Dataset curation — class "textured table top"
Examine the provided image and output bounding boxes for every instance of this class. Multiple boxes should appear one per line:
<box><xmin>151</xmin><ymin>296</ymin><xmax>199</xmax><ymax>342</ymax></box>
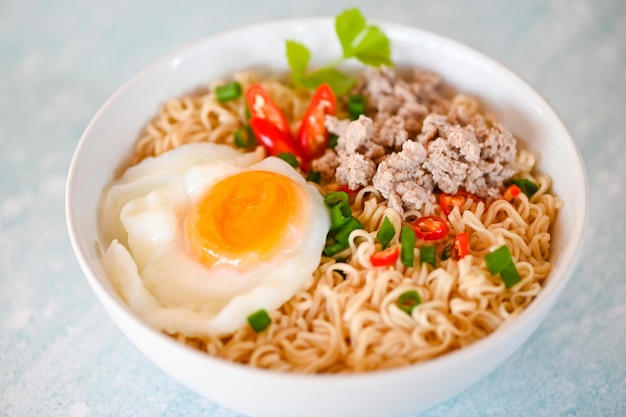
<box><xmin>1</xmin><ymin>1</ymin><xmax>625</xmax><ymax>416</ymax></box>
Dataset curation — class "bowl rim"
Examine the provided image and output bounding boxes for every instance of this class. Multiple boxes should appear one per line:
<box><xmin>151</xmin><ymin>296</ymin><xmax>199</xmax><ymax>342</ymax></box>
<box><xmin>65</xmin><ymin>16</ymin><xmax>589</xmax><ymax>385</ymax></box>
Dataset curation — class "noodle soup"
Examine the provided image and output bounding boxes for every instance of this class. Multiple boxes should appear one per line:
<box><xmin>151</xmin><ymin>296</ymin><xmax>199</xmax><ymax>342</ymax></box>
<box><xmin>98</xmin><ymin>66</ymin><xmax>561</xmax><ymax>373</ymax></box>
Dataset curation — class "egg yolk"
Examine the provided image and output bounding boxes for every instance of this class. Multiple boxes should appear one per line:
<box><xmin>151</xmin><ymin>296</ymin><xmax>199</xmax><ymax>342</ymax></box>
<box><xmin>185</xmin><ymin>170</ymin><xmax>305</xmax><ymax>268</ymax></box>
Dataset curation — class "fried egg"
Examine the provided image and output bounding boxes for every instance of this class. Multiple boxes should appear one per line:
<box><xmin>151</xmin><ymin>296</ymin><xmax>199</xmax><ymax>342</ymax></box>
<box><xmin>99</xmin><ymin>142</ymin><xmax>330</xmax><ymax>337</ymax></box>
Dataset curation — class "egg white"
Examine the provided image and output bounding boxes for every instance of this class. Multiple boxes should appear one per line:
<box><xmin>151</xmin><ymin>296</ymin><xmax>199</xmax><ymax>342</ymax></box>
<box><xmin>99</xmin><ymin>142</ymin><xmax>330</xmax><ymax>337</ymax></box>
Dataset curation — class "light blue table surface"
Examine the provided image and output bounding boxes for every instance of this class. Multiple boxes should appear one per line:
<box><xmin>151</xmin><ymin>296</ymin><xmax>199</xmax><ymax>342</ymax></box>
<box><xmin>1</xmin><ymin>0</ymin><xmax>624</xmax><ymax>416</ymax></box>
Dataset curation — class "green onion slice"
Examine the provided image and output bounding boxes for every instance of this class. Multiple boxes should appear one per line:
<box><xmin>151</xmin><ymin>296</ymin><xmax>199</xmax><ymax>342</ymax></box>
<box><xmin>234</xmin><ymin>125</ymin><xmax>256</xmax><ymax>148</ymax></box>
<box><xmin>440</xmin><ymin>243</ymin><xmax>453</xmax><ymax>261</ymax></box>
<box><xmin>510</xmin><ymin>178</ymin><xmax>539</xmax><ymax>198</ymax></box>
<box><xmin>400</xmin><ymin>225</ymin><xmax>416</xmax><ymax>267</ymax></box>
<box><xmin>348</xmin><ymin>94</ymin><xmax>366</xmax><ymax>120</ymax></box>
<box><xmin>277</xmin><ymin>152</ymin><xmax>299</xmax><ymax>168</ymax></box>
<box><xmin>335</xmin><ymin>216</ymin><xmax>364</xmax><ymax>244</ymax></box>
<box><xmin>397</xmin><ymin>290</ymin><xmax>421</xmax><ymax>315</ymax></box>
<box><xmin>485</xmin><ymin>245</ymin><xmax>522</xmax><ymax>288</ymax></box>
<box><xmin>377</xmin><ymin>217</ymin><xmax>395</xmax><ymax>249</ymax></box>
<box><xmin>324</xmin><ymin>191</ymin><xmax>349</xmax><ymax>208</ymax></box>
<box><xmin>501</xmin><ymin>263</ymin><xmax>522</xmax><ymax>288</ymax></box>
<box><xmin>324</xmin><ymin>240</ymin><xmax>349</xmax><ymax>257</ymax></box>
<box><xmin>306</xmin><ymin>170</ymin><xmax>321</xmax><ymax>184</ymax></box>
<box><xmin>420</xmin><ymin>245</ymin><xmax>436</xmax><ymax>267</ymax></box>
<box><xmin>485</xmin><ymin>245</ymin><xmax>514</xmax><ymax>274</ymax></box>
<box><xmin>215</xmin><ymin>81</ymin><xmax>242</xmax><ymax>102</ymax></box>
<box><xmin>247</xmin><ymin>309</ymin><xmax>272</xmax><ymax>333</ymax></box>
<box><xmin>328</xmin><ymin>133</ymin><xmax>339</xmax><ymax>148</ymax></box>
<box><xmin>330</xmin><ymin>202</ymin><xmax>352</xmax><ymax>231</ymax></box>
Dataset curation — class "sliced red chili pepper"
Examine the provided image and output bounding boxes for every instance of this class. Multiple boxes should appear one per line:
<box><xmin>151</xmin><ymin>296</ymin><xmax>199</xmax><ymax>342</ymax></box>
<box><xmin>249</xmin><ymin>117</ymin><xmax>308</xmax><ymax>171</ymax></box>
<box><xmin>439</xmin><ymin>190</ymin><xmax>481</xmax><ymax>216</ymax></box>
<box><xmin>297</xmin><ymin>83</ymin><xmax>336</xmax><ymax>160</ymax></box>
<box><xmin>439</xmin><ymin>193</ymin><xmax>466</xmax><ymax>216</ymax></box>
<box><xmin>370</xmin><ymin>247</ymin><xmax>399</xmax><ymax>267</ymax></box>
<box><xmin>453</xmin><ymin>232</ymin><xmax>470</xmax><ymax>259</ymax></box>
<box><xmin>245</xmin><ymin>84</ymin><xmax>292</xmax><ymax>140</ymax></box>
<box><xmin>413</xmin><ymin>216</ymin><xmax>449</xmax><ymax>241</ymax></box>
<box><xmin>502</xmin><ymin>184</ymin><xmax>522</xmax><ymax>201</ymax></box>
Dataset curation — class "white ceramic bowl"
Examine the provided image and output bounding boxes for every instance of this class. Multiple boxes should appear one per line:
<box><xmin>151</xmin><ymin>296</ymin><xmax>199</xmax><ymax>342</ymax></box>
<box><xmin>66</xmin><ymin>17</ymin><xmax>587</xmax><ymax>417</ymax></box>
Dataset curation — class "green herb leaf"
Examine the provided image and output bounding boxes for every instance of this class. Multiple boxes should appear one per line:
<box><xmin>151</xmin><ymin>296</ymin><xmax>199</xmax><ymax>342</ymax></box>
<box><xmin>284</xmin><ymin>8</ymin><xmax>393</xmax><ymax>92</ymax></box>
<box><xmin>285</xmin><ymin>40</ymin><xmax>311</xmax><ymax>80</ymax></box>
<box><xmin>335</xmin><ymin>8</ymin><xmax>367</xmax><ymax>58</ymax></box>
<box><xmin>335</xmin><ymin>8</ymin><xmax>392</xmax><ymax>67</ymax></box>
<box><xmin>352</xmin><ymin>26</ymin><xmax>392</xmax><ymax>67</ymax></box>
<box><xmin>300</xmin><ymin>67</ymin><xmax>356</xmax><ymax>95</ymax></box>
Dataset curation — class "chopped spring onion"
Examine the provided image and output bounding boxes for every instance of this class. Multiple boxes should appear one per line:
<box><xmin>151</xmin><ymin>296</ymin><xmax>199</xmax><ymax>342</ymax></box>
<box><xmin>234</xmin><ymin>125</ymin><xmax>256</xmax><ymax>148</ymax></box>
<box><xmin>306</xmin><ymin>170</ymin><xmax>321</xmax><ymax>184</ymax></box>
<box><xmin>485</xmin><ymin>245</ymin><xmax>513</xmax><ymax>274</ymax></box>
<box><xmin>324</xmin><ymin>240</ymin><xmax>349</xmax><ymax>257</ymax></box>
<box><xmin>510</xmin><ymin>178</ymin><xmax>539</xmax><ymax>197</ymax></box>
<box><xmin>348</xmin><ymin>94</ymin><xmax>366</xmax><ymax>120</ymax></box>
<box><xmin>247</xmin><ymin>309</ymin><xmax>272</xmax><ymax>333</ymax></box>
<box><xmin>215</xmin><ymin>81</ymin><xmax>242</xmax><ymax>102</ymax></box>
<box><xmin>377</xmin><ymin>217</ymin><xmax>395</xmax><ymax>249</ymax></box>
<box><xmin>324</xmin><ymin>191</ymin><xmax>349</xmax><ymax>208</ymax></box>
<box><xmin>328</xmin><ymin>133</ymin><xmax>339</xmax><ymax>148</ymax></box>
<box><xmin>420</xmin><ymin>245</ymin><xmax>436</xmax><ymax>267</ymax></box>
<box><xmin>485</xmin><ymin>245</ymin><xmax>521</xmax><ymax>289</ymax></box>
<box><xmin>501</xmin><ymin>263</ymin><xmax>522</xmax><ymax>289</ymax></box>
<box><xmin>330</xmin><ymin>201</ymin><xmax>352</xmax><ymax>231</ymax></box>
<box><xmin>400</xmin><ymin>225</ymin><xmax>416</xmax><ymax>267</ymax></box>
<box><xmin>334</xmin><ymin>216</ymin><xmax>364</xmax><ymax>244</ymax></box>
<box><xmin>440</xmin><ymin>243</ymin><xmax>453</xmax><ymax>261</ymax></box>
<box><xmin>397</xmin><ymin>290</ymin><xmax>421</xmax><ymax>315</ymax></box>
<box><xmin>278</xmin><ymin>152</ymin><xmax>299</xmax><ymax>168</ymax></box>
<box><xmin>323</xmin><ymin>191</ymin><xmax>361</xmax><ymax>256</ymax></box>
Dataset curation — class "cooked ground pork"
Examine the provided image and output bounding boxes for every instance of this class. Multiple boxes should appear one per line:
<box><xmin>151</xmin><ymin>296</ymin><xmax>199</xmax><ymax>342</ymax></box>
<box><xmin>313</xmin><ymin>67</ymin><xmax>518</xmax><ymax>214</ymax></box>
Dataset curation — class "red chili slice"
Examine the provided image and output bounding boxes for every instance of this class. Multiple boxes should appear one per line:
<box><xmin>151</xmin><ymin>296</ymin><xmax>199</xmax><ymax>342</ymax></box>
<box><xmin>502</xmin><ymin>184</ymin><xmax>522</xmax><ymax>201</ymax></box>
<box><xmin>370</xmin><ymin>247</ymin><xmax>399</xmax><ymax>267</ymax></box>
<box><xmin>245</xmin><ymin>84</ymin><xmax>292</xmax><ymax>140</ymax></box>
<box><xmin>453</xmin><ymin>232</ymin><xmax>470</xmax><ymax>259</ymax></box>
<box><xmin>439</xmin><ymin>190</ymin><xmax>481</xmax><ymax>216</ymax></box>
<box><xmin>249</xmin><ymin>117</ymin><xmax>308</xmax><ymax>171</ymax></box>
<box><xmin>297</xmin><ymin>83</ymin><xmax>336</xmax><ymax>160</ymax></box>
<box><xmin>413</xmin><ymin>216</ymin><xmax>449</xmax><ymax>241</ymax></box>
